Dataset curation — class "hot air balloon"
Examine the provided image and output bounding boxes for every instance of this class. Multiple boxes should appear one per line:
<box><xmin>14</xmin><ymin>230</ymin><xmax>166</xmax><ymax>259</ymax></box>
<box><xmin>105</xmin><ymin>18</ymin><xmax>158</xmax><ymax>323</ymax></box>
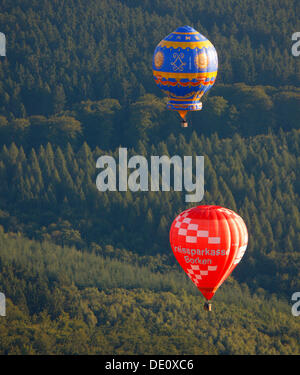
<box><xmin>169</xmin><ymin>205</ymin><xmax>248</xmax><ymax>311</ymax></box>
<box><xmin>152</xmin><ymin>26</ymin><xmax>218</xmax><ymax>127</ymax></box>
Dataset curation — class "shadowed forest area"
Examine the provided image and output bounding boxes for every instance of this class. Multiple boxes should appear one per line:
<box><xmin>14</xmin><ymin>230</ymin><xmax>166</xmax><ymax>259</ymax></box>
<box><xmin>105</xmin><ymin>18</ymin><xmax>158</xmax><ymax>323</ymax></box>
<box><xmin>0</xmin><ymin>0</ymin><xmax>299</xmax><ymax>354</ymax></box>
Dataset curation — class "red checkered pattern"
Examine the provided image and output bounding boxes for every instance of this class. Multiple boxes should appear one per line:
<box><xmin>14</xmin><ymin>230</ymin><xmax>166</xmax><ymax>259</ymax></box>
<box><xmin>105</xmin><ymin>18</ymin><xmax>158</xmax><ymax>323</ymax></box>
<box><xmin>170</xmin><ymin>205</ymin><xmax>248</xmax><ymax>301</ymax></box>
<box><xmin>174</xmin><ymin>211</ymin><xmax>220</xmax><ymax>244</ymax></box>
<box><xmin>186</xmin><ymin>264</ymin><xmax>218</xmax><ymax>286</ymax></box>
<box><xmin>173</xmin><ymin>209</ymin><xmax>220</xmax><ymax>282</ymax></box>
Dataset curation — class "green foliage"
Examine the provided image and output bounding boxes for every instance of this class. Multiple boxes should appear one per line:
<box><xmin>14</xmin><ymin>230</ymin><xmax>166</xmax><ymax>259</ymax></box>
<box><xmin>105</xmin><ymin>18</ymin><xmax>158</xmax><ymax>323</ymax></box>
<box><xmin>0</xmin><ymin>129</ymin><xmax>299</xmax><ymax>296</ymax></box>
<box><xmin>0</xmin><ymin>231</ymin><xmax>300</xmax><ymax>355</ymax></box>
<box><xmin>0</xmin><ymin>0</ymin><xmax>299</xmax><ymax>355</ymax></box>
<box><xmin>0</xmin><ymin>0</ymin><xmax>299</xmax><ymax>120</ymax></box>
<box><xmin>0</xmin><ymin>85</ymin><xmax>299</xmax><ymax>149</ymax></box>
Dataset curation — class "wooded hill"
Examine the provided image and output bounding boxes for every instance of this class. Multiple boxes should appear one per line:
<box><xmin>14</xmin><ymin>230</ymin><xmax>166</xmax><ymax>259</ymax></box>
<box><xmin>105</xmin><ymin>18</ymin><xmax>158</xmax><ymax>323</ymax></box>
<box><xmin>0</xmin><ymin>0</ymin><xmax>299</xmax><ymax>119</ymax></box>
<box><xmin>0</xmin><ymin>230</ymin><xmax>300</xmax><ymax>354</ymax></box>
<box><xmin>0</xmin><ymin>129</ymin><xmax>299</xmax><ymax>298</ymax></box>
<box><xmin>0</xmin><ymin>0</ymin><xmax>299</xmax><ymax>355</ymax></box>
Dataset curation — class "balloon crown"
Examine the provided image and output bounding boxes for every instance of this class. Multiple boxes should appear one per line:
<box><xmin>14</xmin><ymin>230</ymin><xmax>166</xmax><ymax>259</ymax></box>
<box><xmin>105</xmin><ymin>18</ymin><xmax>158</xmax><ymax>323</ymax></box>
<box><xmin>174</xmin><ymin>25</ymin><xmax>197</xmax><ymax>33</ymax></box>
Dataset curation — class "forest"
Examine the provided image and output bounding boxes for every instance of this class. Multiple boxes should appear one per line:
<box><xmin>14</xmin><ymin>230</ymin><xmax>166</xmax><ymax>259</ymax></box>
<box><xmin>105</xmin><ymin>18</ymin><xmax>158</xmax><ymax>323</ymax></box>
<box><xmin>0</xmin><ymin>0</ymin><xmax>299</xmax><ymax>355</ymax></box>
<box><xmin>1</xmin><ymin>230</ymin><xmax>300</xmax><ymax>354</ymax></box>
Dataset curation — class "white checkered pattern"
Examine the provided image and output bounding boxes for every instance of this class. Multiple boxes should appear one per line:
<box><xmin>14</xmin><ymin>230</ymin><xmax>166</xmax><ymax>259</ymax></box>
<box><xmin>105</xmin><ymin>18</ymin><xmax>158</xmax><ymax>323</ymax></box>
<box><xmin>173</xmin><ymin>211</ymin><xmax>220</xmax><ymax>284</ymax></box>
<box><xmin>172</xmin><ymin>207</ymin><xmax>248</xmax><ymax>285</ymax></box>
<box><xmin>186</xmin><ymin>264</ymin><xmax>218</xmax><ymax>286</ymax></box>
<box><xmin>174</xmin><ymin>212</ymin><xmax>220</xmax><ymax>244</ymax></box>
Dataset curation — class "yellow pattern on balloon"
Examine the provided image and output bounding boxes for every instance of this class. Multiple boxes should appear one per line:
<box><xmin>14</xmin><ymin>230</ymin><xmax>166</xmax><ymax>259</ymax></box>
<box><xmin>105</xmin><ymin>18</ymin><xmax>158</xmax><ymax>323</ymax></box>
<box><xmin>195</xmin><ymin>52</ymin><xmax>208</xmax><ymax>70</ymax></box>
<box><xmin>154</xmin><ymin>51</ymin><xmax>164</xmax><ymax>68</ymax></box>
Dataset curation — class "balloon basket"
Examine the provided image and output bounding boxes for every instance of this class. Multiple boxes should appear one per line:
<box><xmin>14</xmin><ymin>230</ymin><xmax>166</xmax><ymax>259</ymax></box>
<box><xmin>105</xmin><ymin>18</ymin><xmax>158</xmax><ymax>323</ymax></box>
<box><xmin>181</xmin><ymin>120</ymin><xmax>188</xmax><ymax>128</ymax></box>
<box><xmin>204</xmin><ymin>301</ymin><xmax>212</xmax><ymax>312</ymax></box>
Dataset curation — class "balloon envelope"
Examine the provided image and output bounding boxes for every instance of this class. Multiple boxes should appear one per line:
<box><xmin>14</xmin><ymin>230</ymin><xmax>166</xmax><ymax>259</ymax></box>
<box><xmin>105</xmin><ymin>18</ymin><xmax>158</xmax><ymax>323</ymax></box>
<box><xmin>152</xmin><ymin>25</ymin><xmax>218</xmax><ymax>120</ymax></box>
<box><xmin>169</xmin><ymin>205</ymin><xmax>248</xmax><ymax>300</ymax></box>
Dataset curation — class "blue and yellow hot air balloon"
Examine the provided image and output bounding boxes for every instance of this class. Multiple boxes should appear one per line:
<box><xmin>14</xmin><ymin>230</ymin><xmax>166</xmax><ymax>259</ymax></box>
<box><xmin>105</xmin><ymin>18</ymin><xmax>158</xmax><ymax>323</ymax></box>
<box><xmin>152</xmin><ymin>25</ymin><xmax>218</xmax><ymax>127</ymax></box>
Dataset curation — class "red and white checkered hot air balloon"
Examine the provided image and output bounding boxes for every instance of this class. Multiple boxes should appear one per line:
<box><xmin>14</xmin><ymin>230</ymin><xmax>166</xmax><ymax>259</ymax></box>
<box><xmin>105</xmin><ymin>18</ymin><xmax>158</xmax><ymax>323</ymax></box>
<box><xmin>169</xmin><ymin>205</ymin><xmax>248</xmax><ymax>311</ymax></box>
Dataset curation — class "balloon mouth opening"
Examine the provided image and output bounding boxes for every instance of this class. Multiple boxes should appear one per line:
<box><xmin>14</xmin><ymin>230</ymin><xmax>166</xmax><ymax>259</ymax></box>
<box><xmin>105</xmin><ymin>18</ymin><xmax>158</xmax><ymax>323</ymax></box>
<box><xmin>178</xmin><ymin>110</ymin><xmax>187</xmax><ymax>120</ymax></box>
<box><xmin>199</xmin><ymin>287</ymin><xmax>217</xmax><ymax>301</ymax></box>
<box><xmin>178</xmin><ymin>111</ymin><xmax>188</xmax><ymax>127</ymax></box>
<box><xmin>167</xmin><ymin>101</ymin><xmax>202</xmax><ymax>127</ymax></box>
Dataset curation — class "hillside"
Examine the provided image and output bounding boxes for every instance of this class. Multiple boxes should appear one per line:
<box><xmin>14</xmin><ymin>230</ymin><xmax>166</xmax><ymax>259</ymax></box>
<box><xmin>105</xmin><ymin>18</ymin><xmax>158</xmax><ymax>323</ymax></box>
<box><xmin>0</xmin><ymin>129</ymin><xmax>299</xmax><ymax>299</ymax></box>
<box><xmin>0</xmin><ymin>231</ymin><xmax>299</xmax><ymax>355</ymax></box>
<box><xmin>0</xmin><ymin>0</ymin><xmax>299</xmax><ymax>355</ymax></box>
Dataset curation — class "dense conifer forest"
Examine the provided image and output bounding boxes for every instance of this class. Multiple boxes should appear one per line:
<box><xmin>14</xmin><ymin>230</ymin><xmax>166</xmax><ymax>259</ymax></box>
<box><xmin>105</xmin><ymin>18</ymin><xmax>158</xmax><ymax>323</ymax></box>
<box><xmin>0</xmin><ymin>0</ymin><xmax>299</xmax><ymax>354</ymax></box>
